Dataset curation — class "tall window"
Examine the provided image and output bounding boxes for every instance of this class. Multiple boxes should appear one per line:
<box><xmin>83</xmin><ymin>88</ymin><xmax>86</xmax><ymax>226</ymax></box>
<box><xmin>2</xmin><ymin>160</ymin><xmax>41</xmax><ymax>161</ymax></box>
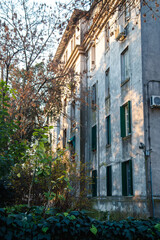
<box><xmin>92</xmin><ymin>83</ymin><xmax>96</xmax><ymax>110</ymax></box>
<box><xmin>92</xmin><ymin>170</ymin><xmax>97</xmax><ymax>197</ymax></box>
<box><xmin>106</xmin><ymin>166</ymin><xmax>112</xmax><ymax>196</ymax></box>
<box><xmin>121</xmin><ymin>47</ymin><xmax>129</xmax><ymax>83</ymax></box>
<box><xmin>91</xmin><ymin>44</ymin><xmax>96</xmax><ymax>68</ymax></box>
<box><xmin>92</xmin><ymin>125</ymin><xmax>97</xmax><ymax>151</ymax></box>
<box><xmin>106</xmin><ymin>115</ymin><xmax>111</xmax><ymax>145</ymax></box>
<box><xmin>105</xmin><ymin>68</ymin><xmax>110</xmax><ymax>98</ymax></box>
<box><xmin>122</xmin><ymin>160</ymin><xmax>133</xmax><ymax>196</ymax></box>
<box><xmin>63</xmin><ymin>129</ymin><xmax>67</xmax><ymax>148</ymax></box>
<box><xmin>105</xmin><ymin>22</ymin><xmax>110</xmax><ymax>50</ymax></box>
<box><xmin>120</xmin><ymin>101</ymin><xmax>131</xmax><ymax>138</ymax></box>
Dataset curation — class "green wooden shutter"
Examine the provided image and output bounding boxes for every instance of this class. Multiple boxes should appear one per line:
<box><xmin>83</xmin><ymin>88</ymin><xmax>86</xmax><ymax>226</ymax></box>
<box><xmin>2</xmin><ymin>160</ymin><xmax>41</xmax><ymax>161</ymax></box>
<box><xmin>128</xmin><ymin>160</ymin><xmax>133</xmax><ymax>195</ymax></box>
<box><xmin>120</xmin><ymin>106</ymin><xmax>126</xmax><ymax>137</ymax></box>
<box><xmin>108</xmin><ymin>115</ymin><xmax>111</xmax><ymax>144</ymax></box>
<box><xmin>92</xmin><ymin>125</ymin><xmax>97</xmax><ymax>151</ymax></box>
<box><xmin>107</xmin><ymin>166</ymin><xmax>112</xmax><ymax>196</ymax></box>
<box><xmin>122</xmin><ymin>162</ymin><xmax>127</xmax><ymax>196</ymax></box>
<box><xmin>106</xmin><ymin>115</ymin><xmax>111</xmax><ymax>145</ymax></box>
<box><xmin>128</xmin><ymin>101</ymin><xmax>131</xmax><ymax>134</ymax></box>
<box><xmin>92</xmin><ymin>170</ymin><xmax>97</xmax><ymax>197</ymax></box>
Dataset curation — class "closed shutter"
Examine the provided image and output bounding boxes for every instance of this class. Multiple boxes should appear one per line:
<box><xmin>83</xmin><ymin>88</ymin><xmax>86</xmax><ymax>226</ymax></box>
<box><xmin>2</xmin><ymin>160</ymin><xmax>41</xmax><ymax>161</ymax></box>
<box><xmin>128</xmin><ymin>101</ymin><xmax>131</xmax><ymax>134</ymax></box>
<box><xmin>92</xmin><ymin>170</ymin><xmax>97</xmax><ymax>197</ymax></box>
<box><xmin>92</xmin><ymin>125</ymin><xmax>97</xmax><ymax>151</ymax></box>
<box><xmin>122</xmin><ymin>162</ymin><xmax>127</xmax><ymax>196</ymax></box>
<box><xmin>107</xmin><ymin>166</ymin><xmax>112</xmax><ymax>196</ymax></box>
<box><xmin>120</xmin><ymin>106</ymin><xmax>126</xmax><ymax>137</ymax></box>
<box><xmin>106</xmin><ymin>115</ymin><xmax>111</xmax><ymax>145</ymax></box>
<box><xmin>128</xmin><ymin>160</ymin><xmax>133</xmax><ymax>195</ymax></box>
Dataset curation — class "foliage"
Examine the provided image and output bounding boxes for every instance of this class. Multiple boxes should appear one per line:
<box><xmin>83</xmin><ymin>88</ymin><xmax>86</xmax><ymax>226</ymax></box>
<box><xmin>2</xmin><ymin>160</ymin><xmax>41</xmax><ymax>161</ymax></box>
<box><xmin>0</xmin><ymin>80</ymin><xmax>27</xmax><ymax>179</ymax></box>
<box><xmin>0</xmin><ymin>206</ymin><xmax>160</xmax><ymax>240</ymax></box>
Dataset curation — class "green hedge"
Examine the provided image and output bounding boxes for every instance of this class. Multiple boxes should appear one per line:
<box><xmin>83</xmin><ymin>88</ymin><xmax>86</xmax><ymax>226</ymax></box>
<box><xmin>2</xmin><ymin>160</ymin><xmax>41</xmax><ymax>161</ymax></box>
<box><xmin>0</xmin><ymin>206</ymin><xmax>160</xmax><ymax>240</ymax></box>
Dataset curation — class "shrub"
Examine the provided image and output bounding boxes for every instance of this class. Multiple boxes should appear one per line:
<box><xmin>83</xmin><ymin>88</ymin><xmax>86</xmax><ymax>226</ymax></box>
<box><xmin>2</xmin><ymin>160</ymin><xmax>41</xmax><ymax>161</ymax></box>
<box><xmin>0</xmin><ymin>206</ymin><xmax>160</xmax><ymax>240</ymax></box>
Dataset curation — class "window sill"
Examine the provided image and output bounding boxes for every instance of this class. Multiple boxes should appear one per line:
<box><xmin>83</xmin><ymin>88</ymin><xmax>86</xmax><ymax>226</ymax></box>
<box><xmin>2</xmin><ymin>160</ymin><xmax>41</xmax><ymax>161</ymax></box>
<box><xmin>106</xmin><ymin>144</ymin><xmax>111</xmax><ymax>148</ymax></box>
<box><xmin>121</xmin><ymin>77</ymin><xmax>130</xmax><ymax>87</ymax></box>
<box><xmin>122</xmin><ymin>134</ymin><xmax>131</xmax><ymax>141</ymax></box>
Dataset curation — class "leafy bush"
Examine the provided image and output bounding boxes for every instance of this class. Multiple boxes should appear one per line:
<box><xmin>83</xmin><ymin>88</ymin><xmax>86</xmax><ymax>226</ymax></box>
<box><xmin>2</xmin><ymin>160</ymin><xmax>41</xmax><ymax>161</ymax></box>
<box><xmin>0</xmin><ymin>206</ymin><xmax>160</xmax><ymax>240</ymax></box>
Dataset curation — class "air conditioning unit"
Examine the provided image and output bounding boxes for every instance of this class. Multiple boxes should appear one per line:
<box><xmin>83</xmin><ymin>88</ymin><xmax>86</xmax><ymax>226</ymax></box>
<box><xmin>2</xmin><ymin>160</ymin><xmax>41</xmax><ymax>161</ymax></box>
<box><xmin>150</xmin><ymin>95</ymin><xmax>160</xmax><ymax>108</ymax></box>
<box><xmin>115</xmin><ymin>25</ymin><xmax>126</xmax><ymax>41</ymax></box>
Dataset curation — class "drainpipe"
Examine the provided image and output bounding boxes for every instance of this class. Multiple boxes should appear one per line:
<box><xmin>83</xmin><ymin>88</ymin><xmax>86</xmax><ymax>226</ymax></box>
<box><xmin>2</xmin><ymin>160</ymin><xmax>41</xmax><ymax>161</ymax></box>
<box><xmin>97</xmin><ymin>95</ymin><xmax>100</xmax><ymax>197</ymax></box>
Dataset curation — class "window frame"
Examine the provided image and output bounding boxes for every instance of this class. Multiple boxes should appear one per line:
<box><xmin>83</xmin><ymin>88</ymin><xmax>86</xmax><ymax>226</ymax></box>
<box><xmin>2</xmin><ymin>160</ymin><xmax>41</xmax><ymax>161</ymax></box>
<box><xmin>122</xmin><ymin>160</ymin><xmax>133</xmax><ymax>196</ymax></box>
<box><xmin>106</xmin><ymin>165</ymin><xmax>112</xmax><ymax>196</ymax></box>
<box><xmin>106</xmin><ymin>115</ymin><xmax>111</xmax><ymax>146</ymax></box>
<box><xmin>120</xmin><ymin>101</ymin><xmax>131</xmax><ymax>138</ymax></box>
<box><xmin>92</xmin><ymin>170</ymin><xmax>97</xmax><ymax>197</ymax></box>
<box><xmin>121</xmin><ymin>47</ymin><xmax>130</xmax><ymax>84</ymax></box>
<box><xmin>92</xmin><ymin>124</ymin><xmax>97</xmax><ymax>151</ymax></box>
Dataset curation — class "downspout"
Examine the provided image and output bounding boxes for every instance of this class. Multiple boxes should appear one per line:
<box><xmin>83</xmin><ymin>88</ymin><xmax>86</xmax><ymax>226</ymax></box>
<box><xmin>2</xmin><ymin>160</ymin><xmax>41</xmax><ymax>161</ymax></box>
<box><xmin>97</xmin><ymin>94</ymin><xmax>100</xmax><ymax>197</ymax></box>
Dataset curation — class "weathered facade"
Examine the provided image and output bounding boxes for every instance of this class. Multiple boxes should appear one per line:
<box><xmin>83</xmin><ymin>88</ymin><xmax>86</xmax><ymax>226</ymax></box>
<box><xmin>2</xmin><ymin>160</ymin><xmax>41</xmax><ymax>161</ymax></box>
<box><xmin>51</xmin><ymin>0</ymin><xmax>160</xmax><ymax>217</ymax></box>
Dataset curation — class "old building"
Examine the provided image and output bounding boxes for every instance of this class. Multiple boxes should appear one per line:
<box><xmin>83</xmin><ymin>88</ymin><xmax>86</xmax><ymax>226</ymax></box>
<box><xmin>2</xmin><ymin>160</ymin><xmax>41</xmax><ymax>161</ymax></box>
<box><xmin>50</xmin><ymin>0</ymin><xmax>160</xmax><ymax>218</ymax></box>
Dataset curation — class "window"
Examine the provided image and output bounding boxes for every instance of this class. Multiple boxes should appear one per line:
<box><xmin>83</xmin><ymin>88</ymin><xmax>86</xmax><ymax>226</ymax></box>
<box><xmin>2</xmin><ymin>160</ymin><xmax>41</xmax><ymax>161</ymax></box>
<box><xmin>106</xmin><ymin>166</ymin><xmax>112</xmax><ymax>196</ymax></box>
<box><xmin>106</xmin><ymin>115</ymin><xmax>111</xmax><ymax>145</ymax></box>
<box><xmin>122</xmin><ymin>160</ymin><xmax>133</xmax><ymax>196</ymax></box>
<box><xmin>68</xmin><ymin>136</ymin><xmax>75</xmax><ymax>160</ymax></box>
<box><xmin>64</xmin><ymin>98</ymin><xmax>67</xmax><ymax>114</ymax></box>
<box><xmin>92</xmin><ymin>125</ymin><xmax>97</xmax><ymax>151</ymax></box>
<box><xmin>105</xmin><ymin>68</ymin><xmax>110</xmax><ymax>98</ymax></box>
<box><xmin>121</xmin><ymin>47</ymin><xmax>129</xmax><ymax>83</ymax></box>
<box><xmin>92</xmin><ymin>83</ymin><xmax>96</xmax><ymax>110</ymax></box>
<box><xmin>92</xmin><ymin>170</ymin><xmax>97</xmax><ymax>197</ymax></box>
<box><xmin>105</xmin><ymin>22</ymin><xmax>110</xmax><ymax>50</ymax></box>
<box><xmin>91</xmin><ymin>44</ymin><xmax>96</xmax><ymax>68</ymax></box>
<box><xmin>120</xmin><ymin>101</ymin><xmax>131</xmax><ymax>138</ymax></box>
<box><xmin>63</xmin><ymin>129</ymin><xmax>67</xmax><ymax>148</ymax></box>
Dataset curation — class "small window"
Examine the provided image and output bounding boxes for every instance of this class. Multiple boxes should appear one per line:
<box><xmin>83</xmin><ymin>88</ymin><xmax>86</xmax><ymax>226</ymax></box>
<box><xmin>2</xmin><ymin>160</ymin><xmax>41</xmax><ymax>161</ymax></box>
<box><xmin>106</xmin><ymin>115</ymin><xmax>111</xmax><ymax>145</ymax></box>
<box><xmin>92</xmin><ymin>170</ymin><xmax>97</xmax><ymax>197</ymax></box>
<box><xmin>106</xmin><ymin>166</ymin><xmax>112</xmax><ymax>196</ymax></box>
<box><xmin>68</xmin><ymin>136</ymin><xmax>75</xmax><ymax>160</ymax></box>
<box><xmin>120</xmin><ymin>101</ymin><xmax>131</xmax><ymax>138</ymax></box>
<box><xmin>92</xmin><ymin>83</ymin><xmax>96</xmax><ymax>110</ymax></box>
<box><xmin>105</xmin><ymin>22</ymin><xmax>110</xmax><ymax>50</ymax></box>
<box><xmin>121</xmin><ymin>47</ymin><xmax>130</xmax><ymax>83</ymax></box>
<box><xmin>63</xmin><ymin>129</ymin><xmax>67</xmax><ymax>148</ymax></box>
<box><xmin>92</xmin><ymin>125</ymin><xmax>97</xmax><ymax>151</ymax></box>
<box><xmin>105</xmin><ymin>68</ymin><xmax>110</xmax><ymax>98</ymax></box>
<box><xmin>91</xmin><ymin>44</ymin><xmax>96</xmax><ymax>68</ymax></box>
<box><xmin>122</xmin><ymin>160</ymin><xmax>133</xmax><ymax>196</ymax></box>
